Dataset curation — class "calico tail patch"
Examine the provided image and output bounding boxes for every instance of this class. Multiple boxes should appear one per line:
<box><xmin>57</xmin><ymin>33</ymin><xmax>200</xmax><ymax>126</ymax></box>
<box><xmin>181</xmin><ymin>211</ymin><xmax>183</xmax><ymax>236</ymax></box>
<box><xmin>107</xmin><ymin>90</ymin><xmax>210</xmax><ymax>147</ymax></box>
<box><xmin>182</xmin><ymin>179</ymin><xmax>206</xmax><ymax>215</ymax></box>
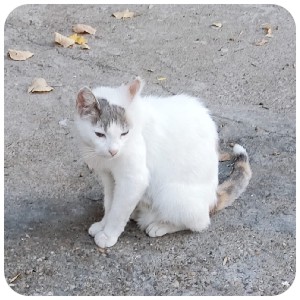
<box><xmin>210</xmin><ymin>144</ymin><xmax>252</xmax><ymax>215</ymax></box>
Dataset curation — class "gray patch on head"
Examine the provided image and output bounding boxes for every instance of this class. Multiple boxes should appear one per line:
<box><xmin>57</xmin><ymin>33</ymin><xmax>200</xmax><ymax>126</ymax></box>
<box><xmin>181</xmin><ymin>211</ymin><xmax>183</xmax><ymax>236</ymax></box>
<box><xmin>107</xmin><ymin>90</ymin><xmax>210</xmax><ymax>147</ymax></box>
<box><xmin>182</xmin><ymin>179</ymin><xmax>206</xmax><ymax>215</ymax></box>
<box><xmin>95</xmin><ymin>98</ymin><xmax>128</xmax><ymax>130</ymax></box>
<box><xmin>79</xmin><ymin>102</ymin><xmax>101</xmax><ymax>125</ymax></box>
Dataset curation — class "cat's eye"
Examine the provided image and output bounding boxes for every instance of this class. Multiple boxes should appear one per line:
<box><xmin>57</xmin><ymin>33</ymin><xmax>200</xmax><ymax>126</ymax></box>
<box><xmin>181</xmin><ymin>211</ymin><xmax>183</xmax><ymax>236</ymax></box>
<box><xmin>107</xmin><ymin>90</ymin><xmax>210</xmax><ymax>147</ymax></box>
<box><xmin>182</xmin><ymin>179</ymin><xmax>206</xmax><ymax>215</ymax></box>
<box><xmin>95</xmin><ymin>132</ymin><xmax>106</xmax><ymax>138</ymax></box>
<box><xmin>121</xmin><ymin>130</ymin><xmax>129</xmax><ymax>137</ymax></box>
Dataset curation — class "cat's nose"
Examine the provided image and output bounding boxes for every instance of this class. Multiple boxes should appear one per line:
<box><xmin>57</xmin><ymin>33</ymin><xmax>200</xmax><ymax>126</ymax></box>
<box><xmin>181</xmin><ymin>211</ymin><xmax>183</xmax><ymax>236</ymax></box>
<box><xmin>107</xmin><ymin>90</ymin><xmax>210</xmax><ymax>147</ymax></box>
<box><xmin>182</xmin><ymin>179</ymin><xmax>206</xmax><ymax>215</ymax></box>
<box><xmin>109</xmin><ymin>149</ymin><xmax>118</xmax><ymax>157</ymax></box>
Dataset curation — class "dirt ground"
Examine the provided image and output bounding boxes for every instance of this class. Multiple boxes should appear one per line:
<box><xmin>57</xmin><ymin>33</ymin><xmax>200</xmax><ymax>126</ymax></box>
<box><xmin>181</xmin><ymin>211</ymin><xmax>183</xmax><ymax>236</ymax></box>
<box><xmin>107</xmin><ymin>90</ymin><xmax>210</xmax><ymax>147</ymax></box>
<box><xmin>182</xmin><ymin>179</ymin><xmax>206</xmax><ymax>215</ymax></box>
<box><xmin>4</xmin><ymin>4</ymin><xmax>296</xmax><ymax>296</ymax></box>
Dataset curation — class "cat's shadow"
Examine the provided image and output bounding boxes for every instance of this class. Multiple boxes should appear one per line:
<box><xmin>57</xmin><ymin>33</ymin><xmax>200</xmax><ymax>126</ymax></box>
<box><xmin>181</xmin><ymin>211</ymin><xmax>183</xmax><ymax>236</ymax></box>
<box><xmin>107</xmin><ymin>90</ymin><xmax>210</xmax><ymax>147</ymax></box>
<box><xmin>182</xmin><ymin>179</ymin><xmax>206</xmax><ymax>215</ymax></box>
<box><xmin>5</xmin><ymin>197</ymin><xmax>104</xmax><ymax>243</ymax></box>
<box><xmin>5</xmin><ymin>158</ymin><xmax>233</xmax><ymax>246</ymax></box>
<box><xmin>5</xmin><ymin>196</ymin><xmax>152</xmax><ymax>249</ymax></box>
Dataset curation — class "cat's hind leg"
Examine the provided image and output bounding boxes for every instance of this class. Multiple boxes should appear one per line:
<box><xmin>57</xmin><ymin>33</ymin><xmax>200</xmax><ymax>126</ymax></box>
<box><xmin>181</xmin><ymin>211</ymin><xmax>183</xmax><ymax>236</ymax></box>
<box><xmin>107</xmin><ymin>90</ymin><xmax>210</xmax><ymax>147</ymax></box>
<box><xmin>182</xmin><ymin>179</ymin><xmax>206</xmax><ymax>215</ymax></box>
<box><xmin>149</xmin><ymin>183</ymin><xmax>215</xmax><ymax>235</ymax></box>
<box><xmin>135</xmin><ymin>202</ymin><xmax>186</xmax><ymax>237</ymax></box>
<box><xmin>135</xmin><ymin>203</ymin><xmax>157</xmax><ymax>231</ymax></box>
<box><xmin>146</xmin><ymin>222</ymin><xmax>186</xmax><ymax>237</ymax></box>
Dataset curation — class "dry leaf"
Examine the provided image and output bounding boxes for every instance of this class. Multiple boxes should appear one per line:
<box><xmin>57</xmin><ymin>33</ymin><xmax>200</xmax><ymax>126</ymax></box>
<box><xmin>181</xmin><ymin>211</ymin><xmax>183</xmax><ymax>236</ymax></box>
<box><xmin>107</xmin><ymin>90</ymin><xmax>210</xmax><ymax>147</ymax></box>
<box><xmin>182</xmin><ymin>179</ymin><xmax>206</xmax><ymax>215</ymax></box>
<box><xmin>73</xmin><ymin>24</ymin><xmax>96</xmax><ymax>34</ymax></box>
<box><xmin>68</xmin><ymin>33</ymin><xmax>87</xmax><ymax>45</ymax></box>
<box><xmin>28</xmin><ymin>78</ymin><xmax>54</xmax><ymax>93</ymax></box>
<box><xmin>262</xmin><ymin>23</ymin><xmax>271</xmax><ymax>31</ymax></box>
<box><xmin>272</xmin><ymin>152</ymin><xmax>281</xmax><ymax>156</ymax></box>
<box><xmin>211</xmin><ymin>22</ymin><xmax>222</xmax><ymax>28</ymax></box>
<box><xmin>54</xmin><ymin>32</ymin><xmax>75</xmax><ymax>48</ymax></box>
<box><xmin>8</xmin><ymin>49</ymin><xmax>34</xmax><ymax>61</ymax></box>
<box><xmin>262</xmin><ymin>23</ymin><xmax>273</xmax><ymax>37</ymax></box>
<box><xmin>223</xmin><ymin>256</ymin><xmax>228</xmax><ymax>266</ymax></box>
<box><xmin>112</xmin><ymin>9</ymin><xmax>135</xmax><ymax>19</ymax></box>
<box><xmin>265</xmin><ymin>31</ymin><xmax>273</xmax><ymax>37</ymax></box>
<box><xmin>258</xmin><ymin>102</ymin><xmax>269</xmax><ymax>109</ymax></box>
<box><xmin>255</xmin><ymin>38</ymin><xmax>268</xmax><ymax>46</ymax></box>
<box><xmin>157</xmin><ymin>77</ymin><xmax>166</xmax><ymax>81</ymax></box>
<box><xmin>9</xmin><ymin>273</ymin><xmax>21</xmax><ymax>283</ymax></box>
<box><xmin>81</xmin><ymin>43</ymin><xmax>90</xmax><ymax>50</ymax></box>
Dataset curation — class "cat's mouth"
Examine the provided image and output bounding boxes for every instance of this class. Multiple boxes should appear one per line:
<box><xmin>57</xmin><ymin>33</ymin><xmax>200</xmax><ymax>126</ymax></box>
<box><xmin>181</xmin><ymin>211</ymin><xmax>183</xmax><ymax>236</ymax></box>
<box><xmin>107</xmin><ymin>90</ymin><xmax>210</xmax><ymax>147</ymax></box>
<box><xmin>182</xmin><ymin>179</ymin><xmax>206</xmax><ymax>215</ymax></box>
<box><xmin>104</xmin><ymin>153</ymin><xmax>119</xmax><ymax>160</ymax></box>
<box><xmin>95</xmin><ymin>150</ymin><xmax>119</xmax><ymax>159</ymax></box>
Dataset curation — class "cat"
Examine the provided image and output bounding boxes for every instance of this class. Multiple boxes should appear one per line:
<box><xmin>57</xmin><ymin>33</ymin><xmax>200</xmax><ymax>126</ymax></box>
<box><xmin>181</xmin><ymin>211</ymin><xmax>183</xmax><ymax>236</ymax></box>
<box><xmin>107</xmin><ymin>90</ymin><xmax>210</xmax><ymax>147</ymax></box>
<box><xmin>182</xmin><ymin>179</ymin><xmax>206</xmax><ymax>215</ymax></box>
<box><xmin>75</xmin><ymin>77</ymin><xmax>252</xmax><ymax>248</ymax></box>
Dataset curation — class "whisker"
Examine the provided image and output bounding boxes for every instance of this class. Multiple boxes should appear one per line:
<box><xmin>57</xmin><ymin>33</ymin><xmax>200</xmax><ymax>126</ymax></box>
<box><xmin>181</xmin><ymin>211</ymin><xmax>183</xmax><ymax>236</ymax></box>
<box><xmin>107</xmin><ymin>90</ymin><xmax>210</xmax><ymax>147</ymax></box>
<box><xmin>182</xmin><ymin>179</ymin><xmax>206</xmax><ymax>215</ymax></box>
<box><xmin>82</xmin><ymin>152</ymin><xmax>97</xmax><ymax>161</ymax></box>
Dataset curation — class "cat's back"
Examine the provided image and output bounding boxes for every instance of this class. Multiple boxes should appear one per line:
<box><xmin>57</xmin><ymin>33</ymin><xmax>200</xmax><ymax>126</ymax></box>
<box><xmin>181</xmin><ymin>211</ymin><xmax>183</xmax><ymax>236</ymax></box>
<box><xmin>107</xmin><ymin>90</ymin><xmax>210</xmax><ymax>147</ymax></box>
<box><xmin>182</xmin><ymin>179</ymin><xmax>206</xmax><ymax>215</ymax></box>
<box><xmin>142</xmin><ymin>94</ymin><xmax>215</xmax><ymax>133</ymax></box>
<box><xmin>140</xmin><ymin>93</ymin><xmax>218</xmax><ymax>187</ymax></box>
<box><xmin>143</xmin><ymin>93</ymin><xmax>204</xmax><ymax>109</ymax></box>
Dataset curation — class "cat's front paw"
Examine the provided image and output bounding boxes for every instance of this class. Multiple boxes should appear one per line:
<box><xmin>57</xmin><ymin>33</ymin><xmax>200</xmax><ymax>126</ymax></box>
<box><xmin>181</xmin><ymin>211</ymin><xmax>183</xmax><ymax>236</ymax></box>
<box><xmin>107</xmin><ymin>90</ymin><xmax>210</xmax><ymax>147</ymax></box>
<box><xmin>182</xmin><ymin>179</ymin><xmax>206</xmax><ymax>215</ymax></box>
<box><xmin>94</xmin><ymin>231</ymin><xmax>118</xmax><ymax>248</ymax></box>
<box><xmin>88</xmin><ymin>221</ymin><xmax>105</xmax><ymax>237</ymax></box>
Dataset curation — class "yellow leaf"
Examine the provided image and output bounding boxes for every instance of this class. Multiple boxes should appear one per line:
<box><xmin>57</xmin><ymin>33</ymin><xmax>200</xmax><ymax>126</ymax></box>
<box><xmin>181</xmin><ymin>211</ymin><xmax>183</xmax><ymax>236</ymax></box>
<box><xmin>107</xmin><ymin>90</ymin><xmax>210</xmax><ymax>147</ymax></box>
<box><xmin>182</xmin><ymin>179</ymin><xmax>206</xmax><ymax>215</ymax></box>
<box><xmin>112</xmin><ymin>9</ymin><xmax>135</xmax><ymax>19</ymax></box>
<box><xmin>77</xmin><ymin>36</ymin><xmax>87</xmax><ymax>45</ymax></box>
<box><xmin>73</xmin><ymin>24</ymin><xmax>96</xmax><ymax>34</ymax></box>
<box><xmin>28</xmin><ymin>78</ymin><xmax>54</xmax><ymax>93</ymax></box>
<box><xmin>68</xmin><ymin>33</ymin><xmax>77</xmax><ymax>40</ymax></box>
<box><xmin>157</xmin><ymin>77</ymin><xmax>166</xmax><ymax>81</ymax></box>
<box><xmin>54</xmin><ymin>32</ymin><xmax>75</xmax><ymax>48</ymax></box>
<box><xmin>68</xmin><ymin>33</ymin><xmax>87</xmax><ymax>45</ymax></box>
<box><xmin>8</xmin><ymin>49</ymin><xmax>34</xmax><ymax>61</ymax></box>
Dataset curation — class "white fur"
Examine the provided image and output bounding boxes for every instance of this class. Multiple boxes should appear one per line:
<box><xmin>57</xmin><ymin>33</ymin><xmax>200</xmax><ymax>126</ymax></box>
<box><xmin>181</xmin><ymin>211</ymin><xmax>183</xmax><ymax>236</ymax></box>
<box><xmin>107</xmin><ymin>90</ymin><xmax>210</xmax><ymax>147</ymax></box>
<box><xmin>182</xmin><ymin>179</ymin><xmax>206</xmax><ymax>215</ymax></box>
<box><xmin>75</xmin><ymin>81</ymin><xmax>219</xmax><ymax>248</ymax></box>
<box><xmin>233</xmin><ymin>144</ymin><xmax>247</xmax><ymax>156</ymax></box>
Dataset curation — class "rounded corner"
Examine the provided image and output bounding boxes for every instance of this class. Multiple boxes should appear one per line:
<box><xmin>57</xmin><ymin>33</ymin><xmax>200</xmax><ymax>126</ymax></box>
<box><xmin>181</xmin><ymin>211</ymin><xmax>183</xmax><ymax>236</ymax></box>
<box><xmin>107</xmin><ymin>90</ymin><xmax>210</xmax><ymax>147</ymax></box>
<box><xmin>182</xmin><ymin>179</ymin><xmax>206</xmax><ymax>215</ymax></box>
<box><xmin>272</xmin><ymin>4</ymin><xmax>296</xmax><ymax>29</ymax></box>
<box><xmin>275</xmin><ymin>273</ymin><xmax>297</xmax><ymax>297</ymax></box>
<box><xmin>3</xmin><ymin>274</ymin><xmax>27</xmax><ymax>297</ymax></box>
<box><xmin>4</xmin><ymin>4</ymin><xmax>33</xmax><ymax>29</ymax></box>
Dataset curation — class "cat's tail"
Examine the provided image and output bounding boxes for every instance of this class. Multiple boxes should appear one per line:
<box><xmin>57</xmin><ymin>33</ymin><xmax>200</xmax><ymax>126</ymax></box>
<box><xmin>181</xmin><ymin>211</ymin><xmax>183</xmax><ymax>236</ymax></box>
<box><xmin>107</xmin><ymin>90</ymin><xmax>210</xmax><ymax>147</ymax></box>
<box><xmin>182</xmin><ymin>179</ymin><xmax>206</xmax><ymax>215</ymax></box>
<box><xmin>210</xmin><ymin>144</ymin><xmax>252</xmax><ymax>215</ymax></box>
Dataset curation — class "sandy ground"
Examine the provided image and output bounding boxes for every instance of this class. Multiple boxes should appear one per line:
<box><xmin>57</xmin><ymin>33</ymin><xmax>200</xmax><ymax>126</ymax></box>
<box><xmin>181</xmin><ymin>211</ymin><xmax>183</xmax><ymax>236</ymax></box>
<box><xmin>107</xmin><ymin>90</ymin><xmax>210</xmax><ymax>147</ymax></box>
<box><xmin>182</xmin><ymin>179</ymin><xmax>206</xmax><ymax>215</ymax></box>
<box><xmin>4</xmin><ymin>4</ymin><xmax>295</xmax><ymax>296</ymax></box>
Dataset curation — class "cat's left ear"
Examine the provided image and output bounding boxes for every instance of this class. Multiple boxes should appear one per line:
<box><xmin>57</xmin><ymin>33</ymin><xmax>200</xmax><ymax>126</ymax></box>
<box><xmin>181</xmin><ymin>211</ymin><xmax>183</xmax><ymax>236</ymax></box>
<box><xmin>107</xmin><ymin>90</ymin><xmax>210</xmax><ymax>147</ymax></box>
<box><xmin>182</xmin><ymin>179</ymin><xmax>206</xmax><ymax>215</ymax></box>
<box><xmin>76</xmin><ymin>86</ymin><xmax>97</xmax><ymax>116</ymax></box>
<box><xmin>127</xmin><ymin>77</ymin><xmax>145</xmax><ymax>101</ymax></box>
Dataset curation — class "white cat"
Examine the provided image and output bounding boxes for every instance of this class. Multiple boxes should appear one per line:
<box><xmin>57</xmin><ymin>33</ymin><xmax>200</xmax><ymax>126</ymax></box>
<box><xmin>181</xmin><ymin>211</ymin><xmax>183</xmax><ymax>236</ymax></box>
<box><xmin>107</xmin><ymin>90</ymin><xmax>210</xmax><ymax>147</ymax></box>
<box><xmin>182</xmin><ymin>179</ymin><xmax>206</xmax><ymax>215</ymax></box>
<box><xmin>75</xmin><ymin>77</ymin><xmax>252</xmax><ymax>248</ymax></box>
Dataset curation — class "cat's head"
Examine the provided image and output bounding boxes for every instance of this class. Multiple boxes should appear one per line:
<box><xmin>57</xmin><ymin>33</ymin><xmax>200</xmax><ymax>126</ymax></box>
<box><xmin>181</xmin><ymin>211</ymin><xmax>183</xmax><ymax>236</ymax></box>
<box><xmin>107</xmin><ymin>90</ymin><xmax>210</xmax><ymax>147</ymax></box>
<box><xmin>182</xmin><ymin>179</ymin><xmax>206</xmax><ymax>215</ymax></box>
<box><xmin>75</xmin><ymin>77</ymin><xmax>144</xmax><ymax>159</ymax></box>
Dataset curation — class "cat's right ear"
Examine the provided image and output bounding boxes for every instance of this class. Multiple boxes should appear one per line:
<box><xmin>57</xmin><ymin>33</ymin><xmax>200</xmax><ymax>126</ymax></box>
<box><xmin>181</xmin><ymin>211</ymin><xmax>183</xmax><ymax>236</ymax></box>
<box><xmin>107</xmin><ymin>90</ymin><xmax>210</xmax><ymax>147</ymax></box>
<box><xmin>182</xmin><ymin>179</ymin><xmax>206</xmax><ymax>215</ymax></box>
<box><xmin>76</xmin><ymin>87</ymin><xmax>97</xmax><ymax>116</ymax></box>
<box><xmin>127</xmin><ymin>77</ymin><xmax>145</xmax><ymax>101</ymax></box>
